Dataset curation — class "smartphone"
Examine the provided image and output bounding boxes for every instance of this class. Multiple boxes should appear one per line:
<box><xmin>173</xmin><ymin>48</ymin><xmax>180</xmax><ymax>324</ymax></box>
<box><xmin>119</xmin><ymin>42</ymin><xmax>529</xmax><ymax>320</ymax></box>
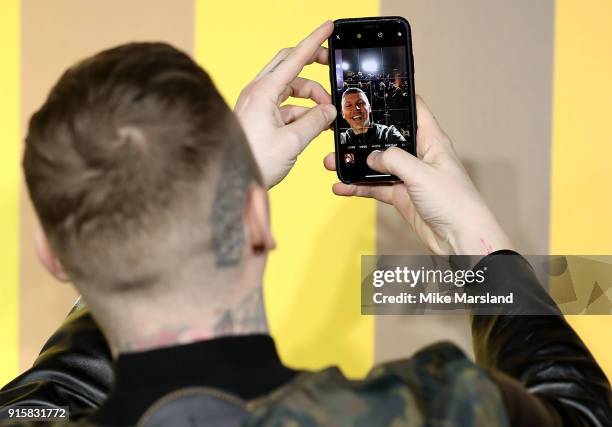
<box><xmin>328</xmin><ymin>17</ymin><xmax>417</xmax><ymax>183</ymax></box>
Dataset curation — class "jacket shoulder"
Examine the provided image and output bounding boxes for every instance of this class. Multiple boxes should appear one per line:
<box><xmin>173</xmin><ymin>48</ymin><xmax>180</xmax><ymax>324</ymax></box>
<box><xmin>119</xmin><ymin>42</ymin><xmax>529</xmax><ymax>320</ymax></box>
<box><xmin>247</xmin><ymin>342</ymin><xmax>510</xmax><ymax>426</ymax></box>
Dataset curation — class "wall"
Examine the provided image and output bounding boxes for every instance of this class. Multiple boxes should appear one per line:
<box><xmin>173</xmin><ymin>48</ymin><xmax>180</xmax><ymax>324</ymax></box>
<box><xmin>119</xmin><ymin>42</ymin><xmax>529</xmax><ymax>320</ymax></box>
<box><xmin>0</xmin><ymin>0</ymin><xmax>609</xmax><ymax>387</ymax></box>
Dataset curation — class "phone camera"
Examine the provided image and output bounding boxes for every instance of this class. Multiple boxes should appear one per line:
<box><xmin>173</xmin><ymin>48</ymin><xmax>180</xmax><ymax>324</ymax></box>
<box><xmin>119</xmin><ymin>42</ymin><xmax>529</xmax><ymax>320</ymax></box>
<box><xmin>356</xmin><ymin>33</ymin><xmax>362</xmax><ymax>39</ymax></box>
<box><xmin>397</xmin><ymin>31</ymin><xmax>402</xmax><ymax>37</ymax></box>
<box><xmin>377</xmin><ymin>32</ymin><xmax>383</xmax><ymax>38</ymax></box>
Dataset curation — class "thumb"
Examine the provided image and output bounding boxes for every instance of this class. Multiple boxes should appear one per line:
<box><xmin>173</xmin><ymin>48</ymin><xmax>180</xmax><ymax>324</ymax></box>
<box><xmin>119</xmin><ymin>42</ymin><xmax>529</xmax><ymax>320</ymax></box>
<box><xmin>367</xmin><ymin>147</ymin><xmax>428</xmax><ymax>185</ymax></box>
<box><xmin>284</xmin><ymin>104</ymin><xmax>336</xmax><ymax>153</ymax></box>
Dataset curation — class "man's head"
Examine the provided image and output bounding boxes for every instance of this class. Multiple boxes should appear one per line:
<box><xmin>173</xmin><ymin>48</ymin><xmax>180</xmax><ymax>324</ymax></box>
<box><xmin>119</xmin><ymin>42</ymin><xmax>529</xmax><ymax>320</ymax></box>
<box><xmin>24</xmin><ymin>43</ymin><xmax>274</xmax><ymax>333</ymax></box>
<box><xmin>341</xmin><ymin>88</ymin><xmax>370</xmax><ymax>131</ymax></box>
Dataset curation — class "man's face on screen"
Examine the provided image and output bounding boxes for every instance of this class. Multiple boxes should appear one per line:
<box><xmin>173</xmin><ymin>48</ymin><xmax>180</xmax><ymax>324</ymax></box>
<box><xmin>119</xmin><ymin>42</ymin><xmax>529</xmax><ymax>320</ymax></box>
<box><xmin>342</xmin><ymin>92</ymin><xmax>370</xmax><ymax>131</ymax></box>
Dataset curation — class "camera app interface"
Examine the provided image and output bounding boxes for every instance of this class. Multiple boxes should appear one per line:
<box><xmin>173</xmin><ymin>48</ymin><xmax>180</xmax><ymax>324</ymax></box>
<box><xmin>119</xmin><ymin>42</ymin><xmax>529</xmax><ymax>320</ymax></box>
<box><xmin>333</xmin><ymin>30</ymin><xmax>415</xmax><ymax>180</ymax></box>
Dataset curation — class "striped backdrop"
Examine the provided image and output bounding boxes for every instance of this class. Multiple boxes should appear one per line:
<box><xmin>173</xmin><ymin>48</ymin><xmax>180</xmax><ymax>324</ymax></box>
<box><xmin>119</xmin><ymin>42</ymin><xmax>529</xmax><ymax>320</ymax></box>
<box><xmin>0</xmin><ymin>0</ymin><xmax>610</xmax><ymax>387</ymax></box>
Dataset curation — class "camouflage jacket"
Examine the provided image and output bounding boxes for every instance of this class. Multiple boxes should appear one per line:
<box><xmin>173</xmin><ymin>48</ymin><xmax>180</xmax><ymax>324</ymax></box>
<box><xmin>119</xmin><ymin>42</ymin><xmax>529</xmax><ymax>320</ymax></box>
<box><xmin>1</xmin><ymin>342</ymin><xmax>508</xmax><ymax>427</ymax></box>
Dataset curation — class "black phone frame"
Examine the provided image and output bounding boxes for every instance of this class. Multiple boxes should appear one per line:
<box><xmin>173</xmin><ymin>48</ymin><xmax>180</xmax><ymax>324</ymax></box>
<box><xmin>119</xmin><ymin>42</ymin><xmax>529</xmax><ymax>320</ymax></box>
<box><xmin>328</xmin><ymin>16</ymin><xmax>417</xmax><ymax>184</ymax></box>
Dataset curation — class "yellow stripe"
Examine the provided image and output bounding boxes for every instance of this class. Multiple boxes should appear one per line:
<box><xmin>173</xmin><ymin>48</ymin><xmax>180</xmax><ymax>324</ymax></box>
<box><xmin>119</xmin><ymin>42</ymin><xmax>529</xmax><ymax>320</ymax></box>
<box><xmin>196</xmin><ymin>2</ymin><xmax>377</xmax><ymax>377</ymax></box>
<box><xmin>551</xmin><ymin>0</ymin><xmax>612</xmax><ymax>379</ymax></box>
<box><xmin>0</xmin><ymin>0</ymin><xmax>20</xmax><ymax>386</ymax></box>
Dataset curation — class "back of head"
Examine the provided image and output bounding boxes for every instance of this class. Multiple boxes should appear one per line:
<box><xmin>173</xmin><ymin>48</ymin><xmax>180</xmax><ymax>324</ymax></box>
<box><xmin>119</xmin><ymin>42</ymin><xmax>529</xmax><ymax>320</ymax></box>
<box><xmin>24</xmin><ymin>42</ymin><xmax>260</xmax><ymax>299</ymax></box>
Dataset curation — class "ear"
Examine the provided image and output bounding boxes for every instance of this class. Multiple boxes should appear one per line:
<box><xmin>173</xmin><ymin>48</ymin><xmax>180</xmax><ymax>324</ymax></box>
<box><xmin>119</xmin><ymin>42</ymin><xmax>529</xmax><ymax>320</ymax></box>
<box><xmin>244</xmin><ymin>185</ymin><xmax>275</xmax><ymax>256</ymax></box>
<box><xmin>34</xmin><ymin>226</ymin><xmax>70</xmax><ymax>282</ymax></box>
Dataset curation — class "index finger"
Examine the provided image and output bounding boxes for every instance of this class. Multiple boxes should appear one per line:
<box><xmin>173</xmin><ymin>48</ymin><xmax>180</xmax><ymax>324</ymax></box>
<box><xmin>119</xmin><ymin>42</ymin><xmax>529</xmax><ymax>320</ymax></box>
<box><xmin>266</xmin><ymin>21</ymin><xmax>333</xmax><ymax>91</ymax></box>
<box><xmin>255</xmin><ymin>46</ymin><xmax>328</xmax><ymax>82</ymax></box>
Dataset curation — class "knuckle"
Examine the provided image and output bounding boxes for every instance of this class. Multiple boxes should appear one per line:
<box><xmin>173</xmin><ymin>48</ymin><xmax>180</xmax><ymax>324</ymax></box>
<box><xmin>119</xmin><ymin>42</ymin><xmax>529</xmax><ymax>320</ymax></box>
<box><xmin>300</xmin><ymin>78</ymin><xmax>314</xmax><ymax>89</ymax></box>
<box><xmin>240</xmin><ymin>81</ymin><xmax>255</xmax><ymax>96</ymax></box>
<box><xmin>357</xmin><ymin>186</ymin><xmax>372</xmax><ymax>198</ymax></box>
<box><xmin>381</xmin><ymin>148</ymin><xmax>396</xmax><ymax>164</ymax></box>
<box><xmin>247</xmin><ymin>79</ymin><xmax>263</xmax><ymax>92</ymax></box>
<box><xmin>386</xmin><ymin>146</ymin><xmax>406</xmax><ymax>162</ymax></box>
<box><xmin>437</xmin><ymin>135</ymin><xmax>454</xmax><ymax>151</ymax></box>
<box><xmin>279</xmin><ymin>47</ymin><xmax>291</xmax><ymax>56</ymax></box>
<box><xmin>311</xmin><ymin>79</ymin><xmax>324</xmax><ymax>90</ymax></box>
<box><xmin>287</xmin><ymin>130</ymin><xmax>303</xmax><ymax>148</ymax></box>
<box><xmin>316</xmin><ymin>106</ymin><xmax>328</xmax><ymax>123</ymax></box>
<box><xmin>249</xmin><ymin>80</ymin><xmax>271</xmax><ymax>98</ymax></box>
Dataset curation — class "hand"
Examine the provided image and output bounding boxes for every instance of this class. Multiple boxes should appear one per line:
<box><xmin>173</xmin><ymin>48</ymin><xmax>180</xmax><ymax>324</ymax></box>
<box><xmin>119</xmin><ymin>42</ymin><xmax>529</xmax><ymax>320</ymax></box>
<box><xmin>235</xmin><ymin>21</ymin><xmax>337</xmax><ymax>188</ymax></box>
<box><xmin>324</xmin><ymin>96</ymin><xmax>514</xmax><ymax>256</ymax></box>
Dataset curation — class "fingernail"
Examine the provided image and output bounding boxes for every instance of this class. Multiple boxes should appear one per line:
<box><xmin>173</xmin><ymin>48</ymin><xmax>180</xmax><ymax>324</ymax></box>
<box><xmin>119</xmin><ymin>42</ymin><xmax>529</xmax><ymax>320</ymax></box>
<box><xmin>368</xmin><ymin>150</ymin><xmax>382</xmax><ymax>161</ymax></box>
<box><xmin>323</xmin><ymin>104</ymin><xmax>337</xmax><ymax>121</ymax></box>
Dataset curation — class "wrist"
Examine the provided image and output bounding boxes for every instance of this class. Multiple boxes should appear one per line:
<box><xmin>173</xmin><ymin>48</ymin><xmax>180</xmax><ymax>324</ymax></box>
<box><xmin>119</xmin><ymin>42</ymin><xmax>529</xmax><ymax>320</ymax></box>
<box><xmin>448</xmin><ymin>214</ymin><xmax>514</xmax><ymax>256</ymax></box>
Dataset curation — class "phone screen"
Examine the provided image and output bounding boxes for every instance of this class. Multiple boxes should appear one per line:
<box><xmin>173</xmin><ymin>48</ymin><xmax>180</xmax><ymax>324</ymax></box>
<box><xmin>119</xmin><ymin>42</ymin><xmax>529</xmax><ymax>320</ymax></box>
<box><xmin>329</xmin><ymin>17</ymin><xmax>416</xmax><ymax>183</ymax></box>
